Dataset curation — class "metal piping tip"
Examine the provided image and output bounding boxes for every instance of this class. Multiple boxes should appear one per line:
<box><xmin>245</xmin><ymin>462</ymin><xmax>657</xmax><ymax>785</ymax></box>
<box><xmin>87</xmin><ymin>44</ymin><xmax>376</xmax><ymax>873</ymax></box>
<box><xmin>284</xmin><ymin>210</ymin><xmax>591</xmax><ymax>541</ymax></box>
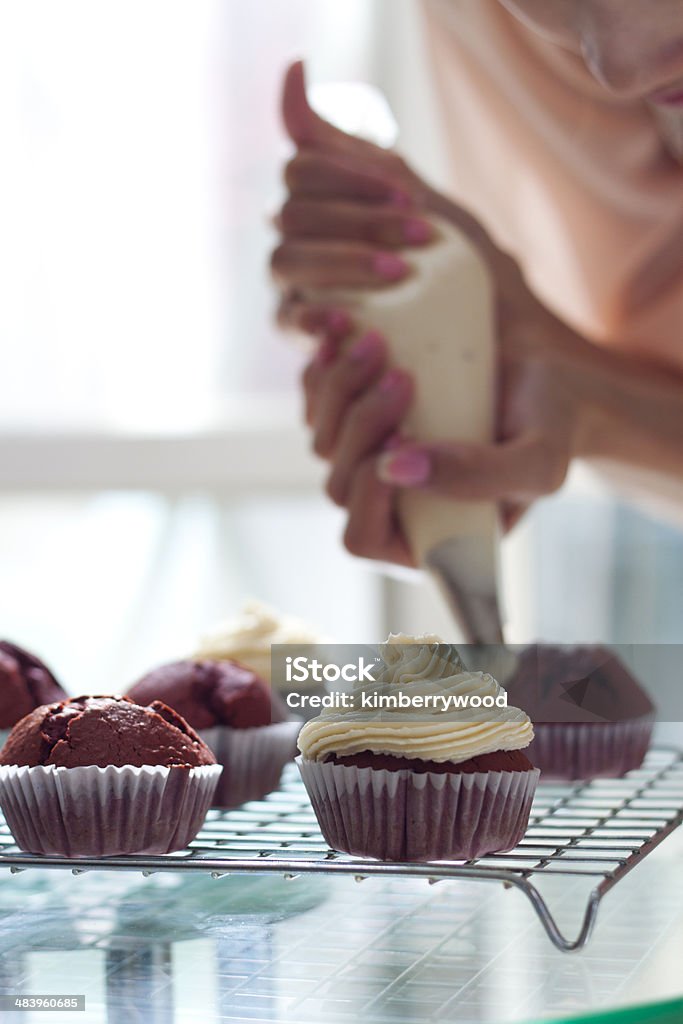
<box><xmin>425</xmin><ymin>535</ymin><xmax>505</xmax><ymax>646</ymax></box>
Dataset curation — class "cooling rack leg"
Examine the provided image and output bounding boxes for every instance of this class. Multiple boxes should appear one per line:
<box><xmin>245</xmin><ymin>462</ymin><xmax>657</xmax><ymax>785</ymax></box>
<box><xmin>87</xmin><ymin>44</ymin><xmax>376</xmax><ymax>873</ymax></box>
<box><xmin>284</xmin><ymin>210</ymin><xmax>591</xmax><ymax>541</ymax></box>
<box><xmin>517</xmin><ymin>882</ymin><xmax>602</xmax><ymax>952</ymax></box>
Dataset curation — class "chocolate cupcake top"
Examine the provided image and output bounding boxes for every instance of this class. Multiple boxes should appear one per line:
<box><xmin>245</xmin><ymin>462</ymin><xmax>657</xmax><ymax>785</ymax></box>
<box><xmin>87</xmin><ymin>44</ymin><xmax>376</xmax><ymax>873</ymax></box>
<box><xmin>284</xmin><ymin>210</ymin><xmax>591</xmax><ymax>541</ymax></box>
<box><xmin>0</xmin><ymin>695</ymin><xmax>216</xmax><ymax>769</ymax></box>
<box><xmin>127</xmin><ymin>659</ymin><xmax>287</xmax><ymax>731</ymax></box>
<box><xmin>505</xmin><ymin>645</ymin><xmax>655</xmax><ymax>724</ymax></box>
<box><xmin>0</xmin><ymin>641</ymin><xmax>68</xmax><ymax>730</ymax></box>
<box><xmin>298</xmin><ymin>634</ymin><xmax>534</xmax><ymax>765</ymax></box>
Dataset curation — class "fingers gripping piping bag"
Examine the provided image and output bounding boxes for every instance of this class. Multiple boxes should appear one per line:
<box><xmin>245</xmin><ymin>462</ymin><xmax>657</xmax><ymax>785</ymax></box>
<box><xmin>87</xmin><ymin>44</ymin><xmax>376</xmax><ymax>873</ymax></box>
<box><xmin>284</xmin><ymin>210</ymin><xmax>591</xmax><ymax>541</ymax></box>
<box><xmin>293</xmin><ymin>85</ymin><xmax>504</xmax><ymax>643</ymax></box>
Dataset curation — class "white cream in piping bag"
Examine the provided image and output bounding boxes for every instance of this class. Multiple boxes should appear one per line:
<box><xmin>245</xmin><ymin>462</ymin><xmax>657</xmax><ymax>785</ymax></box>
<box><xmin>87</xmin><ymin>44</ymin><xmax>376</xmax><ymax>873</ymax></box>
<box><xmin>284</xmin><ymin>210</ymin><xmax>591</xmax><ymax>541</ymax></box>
<box><xmin>297</xmin><ymin>633</ymin><xmax>533</xmax><ymax>764</ymax></box>
<box><xmin>303</xmin><ymin>217</ymin><xmax>503</xmax><ymax>642</ymax></box>
<box><xmin>360</xmin><ymin>219</ymin><xmax>498</xmax><ymax>566</ymax></box>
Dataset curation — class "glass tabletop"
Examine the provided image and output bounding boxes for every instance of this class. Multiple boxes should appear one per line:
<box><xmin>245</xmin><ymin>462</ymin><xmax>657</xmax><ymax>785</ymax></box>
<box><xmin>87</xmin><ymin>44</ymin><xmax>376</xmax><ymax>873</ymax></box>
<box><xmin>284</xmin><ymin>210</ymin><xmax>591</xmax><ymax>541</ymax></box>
<box><xmin>1</xmin><ymin>821</ymin><xmax>683</xmax><ymax>1024</ymax></box>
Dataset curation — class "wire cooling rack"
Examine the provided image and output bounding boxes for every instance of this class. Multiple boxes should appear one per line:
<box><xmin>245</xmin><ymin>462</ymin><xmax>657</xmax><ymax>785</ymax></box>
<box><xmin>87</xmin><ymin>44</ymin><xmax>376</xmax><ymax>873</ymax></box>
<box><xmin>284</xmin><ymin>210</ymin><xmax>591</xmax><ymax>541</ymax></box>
<box><xmin>1</xmin><ymin>747</ymin><xmax>682</xmax><ymax>953</ymax></box>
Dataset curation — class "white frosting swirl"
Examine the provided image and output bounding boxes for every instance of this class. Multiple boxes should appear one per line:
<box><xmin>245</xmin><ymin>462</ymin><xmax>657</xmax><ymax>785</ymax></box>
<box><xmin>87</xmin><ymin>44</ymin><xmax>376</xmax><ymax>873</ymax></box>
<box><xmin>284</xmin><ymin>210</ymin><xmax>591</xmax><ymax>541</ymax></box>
<box><xmin>194</xmin><ymin>600</ymin><xmax>322</xmax><ymax>685</ymax></box>
<box><xmin>298</xmin><ymin>633</ymin><xmax>534</xmax><ymax>764</ymax></box>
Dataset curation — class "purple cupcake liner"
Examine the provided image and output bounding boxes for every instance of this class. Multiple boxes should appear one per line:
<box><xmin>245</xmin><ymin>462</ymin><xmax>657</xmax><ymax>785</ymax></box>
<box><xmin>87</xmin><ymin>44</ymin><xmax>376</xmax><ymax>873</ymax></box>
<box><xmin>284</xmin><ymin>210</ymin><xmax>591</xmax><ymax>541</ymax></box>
<box><xmin>297</xmin><ymin>757</ymin><xmax>540</xmax><ymax>862</ymax></box>
<box><xmin>200</xmin><ymin>720</ymin><xmax>300</xmax><ymax>809</ymax></box>
<box><xmin>0</xmin><ymin>763</ymin><xmax>222</xmax><ymax>858</ymax></box>
<box><xmin>529</xmin><ymin>719</ymin><xmax>654</xmax><ymax>782</ymax></box>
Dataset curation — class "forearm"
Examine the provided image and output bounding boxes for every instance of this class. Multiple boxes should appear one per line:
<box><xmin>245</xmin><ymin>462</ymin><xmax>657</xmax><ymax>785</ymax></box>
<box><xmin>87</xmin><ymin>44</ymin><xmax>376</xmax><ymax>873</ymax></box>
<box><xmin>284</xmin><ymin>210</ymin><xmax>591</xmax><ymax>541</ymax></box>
<box><xmin>573</xmin><ymin>341</ymin><xmax>683</xmax><ymax>479</ymax></box>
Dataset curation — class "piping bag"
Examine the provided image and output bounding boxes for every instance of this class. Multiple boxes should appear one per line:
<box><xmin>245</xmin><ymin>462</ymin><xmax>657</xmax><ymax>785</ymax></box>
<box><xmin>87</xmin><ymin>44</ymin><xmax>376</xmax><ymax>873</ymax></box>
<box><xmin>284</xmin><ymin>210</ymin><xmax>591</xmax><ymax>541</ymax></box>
<box><xmin>311</xmin><ymin>218</ymin><xmax>505</xmax><ymax>645</ymax></box>
<box><xmin>290</xmin><ymin>80</ymin><xmax>505</xmax><ymax>644</ymax></box>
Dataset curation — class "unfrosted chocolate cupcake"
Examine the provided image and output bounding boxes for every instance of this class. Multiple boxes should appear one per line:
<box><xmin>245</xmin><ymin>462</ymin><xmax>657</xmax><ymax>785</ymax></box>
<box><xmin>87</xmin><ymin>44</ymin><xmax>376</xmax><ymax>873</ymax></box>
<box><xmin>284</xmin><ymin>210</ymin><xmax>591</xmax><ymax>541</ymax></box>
<box><xmin>127</xmin><ymin>659</ymin><xmax>288</xmax><ymax>728</ymax></box>
<box><xmin>297</xmin><ymin>634</ymin><xmax>539</xmax><ymax>862</ymax></box>
<box><xmin>0</xmin><ymin>696</ymin><xmax>221</xmax><ymax>857</ymax></box>
<box><xmin>128</xmin><ymin>660</ymin><xmax>298</xmax><ymax>808</ymax></box>
<box><xmin>505</xmin><ymin>645</ymin><xmax>655</xmax><ymax>781</ymax></box>
<box><xmin>0</xmin><ymin>695</ymin><xmax>217</xmax><ymax>768</ymax></box>
<box><xmin>0</xmin><ymin>641</ymin><xmax>67</xmax><ymax>732</ymax></box>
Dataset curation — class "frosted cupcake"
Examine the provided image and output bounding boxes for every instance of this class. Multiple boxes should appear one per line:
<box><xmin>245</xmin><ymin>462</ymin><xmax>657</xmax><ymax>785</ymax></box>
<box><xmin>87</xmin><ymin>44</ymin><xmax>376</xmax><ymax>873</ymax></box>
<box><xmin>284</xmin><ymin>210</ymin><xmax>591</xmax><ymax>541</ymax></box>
<box><xmin>297</xmin><ymin>634</ymin><xmax>539</xmax><ymax>862</ymax></box>
<box><xmin>194</xmin><ymin>600</ymin><xmax>323</xmax><ymax>686</ymax></box>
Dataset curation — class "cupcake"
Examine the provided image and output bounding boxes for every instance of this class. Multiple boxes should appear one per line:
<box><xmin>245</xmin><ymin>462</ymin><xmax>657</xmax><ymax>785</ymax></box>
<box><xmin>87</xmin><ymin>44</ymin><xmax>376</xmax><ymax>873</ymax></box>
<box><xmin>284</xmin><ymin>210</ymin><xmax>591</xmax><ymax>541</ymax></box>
<box><xmin>505</xmin><ymin>645</ymin><xmax>655</xmax><ymax>781</ymax></box>
<box><xmin>297</xmin><ymin>634</ymin><xmax>539</xmax><ymax>862</ymax></box>
<box><xmin>127</xmin><ymin>659</ymin><xmax>299</xmax><ymax>808</ymax></box>
<box><xmin>194</xmin><ymin>600</ymin><xmax>324</xmax><ymax>688</ymax></box>
<box><xmin>194</xmin><ymin>601</ymin><xmax>329</xmax><ymax>719</ymax></box>
<box><xmin>0</xmin><ymin>641</ymin><xmax>67</xmax><ymax>742</ymax></box>
<box><xmin>0</xmin><ymin>696</ymin><xmax>221</xmax><ymax>857</ymax></box>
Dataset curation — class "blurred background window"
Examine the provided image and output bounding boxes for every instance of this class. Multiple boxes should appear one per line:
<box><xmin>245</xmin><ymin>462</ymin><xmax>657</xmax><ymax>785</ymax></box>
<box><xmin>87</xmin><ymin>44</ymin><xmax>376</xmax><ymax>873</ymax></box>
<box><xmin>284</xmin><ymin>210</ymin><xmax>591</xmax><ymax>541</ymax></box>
<box><xmin>0</xmin><ymin>0</ymin><xmax>681</xmax><ymax>695</ymax></box>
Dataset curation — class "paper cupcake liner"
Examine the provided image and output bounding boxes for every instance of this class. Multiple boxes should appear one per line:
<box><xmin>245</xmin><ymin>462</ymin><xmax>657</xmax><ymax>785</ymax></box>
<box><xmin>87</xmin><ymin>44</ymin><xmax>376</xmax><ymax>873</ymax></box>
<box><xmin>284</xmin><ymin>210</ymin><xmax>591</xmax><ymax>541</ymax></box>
<box><xmin>297</xmin><ymin>757</ymin><xmax>540</xmax><ymax>862</ymax></box>
<box><xmin>200</xmin><ymin>720</ymin><xmax>300</xmax><ymax>809</ymax></box>
<box><xmin>0</xmin><ymin>763</ymin><xmax>221</xmax><ymax>858</ymax></box>
<box><xmin>529</xmin><ymin>719</ymin><xmax>654</xmax><ymax>782</ymax></box>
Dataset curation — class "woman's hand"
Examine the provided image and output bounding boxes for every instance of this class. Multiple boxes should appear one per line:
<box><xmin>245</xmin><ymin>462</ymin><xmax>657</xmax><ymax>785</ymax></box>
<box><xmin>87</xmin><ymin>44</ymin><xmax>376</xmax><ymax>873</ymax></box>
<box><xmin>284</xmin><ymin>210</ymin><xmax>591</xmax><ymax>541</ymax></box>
<box><xmin>301</xmin><ymin>316</ymin><xmax>593</xmax><ymax>563</ymax></box>
<box><xmin>301</xmin><ymin>328</ymin><xmax>417</xmax><ymax>566</ymax></box>
<box><xmin>272</xmin><ymin>61</ymin><xmax>445</xmax><ymax>338</ymax></box>
<box><xmin>272</xmin><ymin>62</ymin><xmax>506</xmax><ymax>329</ymax></box>
<box><xmin>273</xmin><ymin>62</ymin><xmax>599</xmax><ymax>561</ymax></box>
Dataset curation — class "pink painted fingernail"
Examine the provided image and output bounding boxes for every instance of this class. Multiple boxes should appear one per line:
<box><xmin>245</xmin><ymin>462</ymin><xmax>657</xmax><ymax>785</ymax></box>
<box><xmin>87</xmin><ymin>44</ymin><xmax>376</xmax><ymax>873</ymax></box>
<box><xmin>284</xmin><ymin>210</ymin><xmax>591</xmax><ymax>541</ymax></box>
<box><xmin>388</xmin><ymin>188</ymin><xmax>413</xmax><ymax>209</ymax></box>
<box><xmin>377</xmin><ymin>448</ymin><xmax>432</xmax><ymax>486</ymax></box>
<box><xmin>326</xmin><ymin>309</ymin><xmax>351</xmax><ymax>334</ymax></box>
<box><xmin>403</xmin><ymin>218</ymin><xmax>432</xmax><ymax>244</ymax></box>
<box><xmin>378</xmin><ymin>369</ymin><xmax>407</xmax><ymax>393</ymax></box>
<box><xmin>373</xmin><ymin>253</ymin><xmax>409</xmax><ymax>281</ymax></box>
<box><xmin>349</xmin><ymin>331</ymin><xmax>383</xmax><ymax>362</ymax></box>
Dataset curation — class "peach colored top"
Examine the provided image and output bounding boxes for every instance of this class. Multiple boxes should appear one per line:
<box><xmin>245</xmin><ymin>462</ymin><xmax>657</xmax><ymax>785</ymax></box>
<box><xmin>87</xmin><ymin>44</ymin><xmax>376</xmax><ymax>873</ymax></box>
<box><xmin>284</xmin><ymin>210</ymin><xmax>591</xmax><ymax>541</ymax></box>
<box><xmin>419</xmin><ymin>0</ymin><xmax>683</xmax><ymax>367</ymax></box>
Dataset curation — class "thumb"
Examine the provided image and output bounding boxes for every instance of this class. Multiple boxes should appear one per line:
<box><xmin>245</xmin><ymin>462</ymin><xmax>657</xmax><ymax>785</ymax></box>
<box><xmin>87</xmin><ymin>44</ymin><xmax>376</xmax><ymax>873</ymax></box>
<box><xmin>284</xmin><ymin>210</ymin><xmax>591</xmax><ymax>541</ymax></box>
<box><xmin>376</xmin><ymin>437</ymin><xmax>564</xmax><ymax>501</ymax></box>
<box><xmin>281</xmin><ymin>60</ymin><xmax>389</xmax><ymax>162</ymax></box>
<box><xmin>282</xmin><ymin>60</ymin><xmax>343</xmax><ymax>148</ymax></box>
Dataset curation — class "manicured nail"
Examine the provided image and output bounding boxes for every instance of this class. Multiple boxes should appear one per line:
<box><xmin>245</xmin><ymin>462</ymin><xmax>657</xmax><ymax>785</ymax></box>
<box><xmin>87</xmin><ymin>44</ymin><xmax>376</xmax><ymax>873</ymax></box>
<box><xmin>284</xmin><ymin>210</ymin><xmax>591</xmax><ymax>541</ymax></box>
<box><xmin>378</xmin><ymin>368</ymin><xmax>408</xmax><ymax>394</ymax></box>
<box><xmin>388</xmin><ymin>188</ymin><xmax>413</xmax><ymax>209</ymax></box>
<box><xmin>326</xmin><ymin>309</ymin><xmax>351</xmax><ymax>334</ymax></box>
<box><xmin>349</xmin><ymin>331</ymin><xmax>383</xmax><ymax>362</ymax></box>
<box><xmin>403</xmin><ymin>218</ymin><xmax>432</xmax><ymax>244</ymax></box>
<box><xmin>373</xmin><ymin>252</ymin><xmax>409</xmax><ymax>281</ymax></box>
<box><xmin>377</xmin><ymin>449</ymin><xmax>432</xmax><ymax>487</ymax></box>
